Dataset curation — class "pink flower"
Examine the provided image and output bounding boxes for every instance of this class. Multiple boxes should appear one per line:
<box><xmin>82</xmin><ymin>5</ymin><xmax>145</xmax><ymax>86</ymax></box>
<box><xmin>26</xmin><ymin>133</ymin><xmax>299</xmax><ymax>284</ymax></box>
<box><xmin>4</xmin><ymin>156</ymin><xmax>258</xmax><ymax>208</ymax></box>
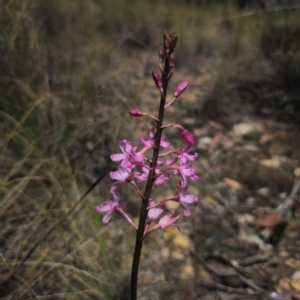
<box><xmin>110</xmin><ymin>140</ymin><xmax>144</xmax><ymax>168</ymax></box>
<box><xmin>174</xmin><ymin>81</ymin><xmax>188</xmax><ymax>98</ymax></box>
<box><xmin>152</xmin><ymin>71</ymin><xmax>163</xmax><ymax>89</ymax></box>
<box><xmin>96</xmin><ymin>194</ymin><xmax>126</xmax><ymax>225</ymax></box>
<box><xmin>158</xmin><ymin>211</ymin><xmax>180</xmax><ymax>228</ymax></box>
<box><xmin>164</xmin><ymin>146</ymin><xmax>198</xmax><ymax>166</ymax></box>
<box><xmin>170</xmin><ymin>163</ymin><xmax>198</xmax><ymax>188</ymax></box>
<box><xmin>172</xmin><ymin>124</ymin><xmax>195</xmax><ymax>146</ymax></box>
<box><xmin>110</xmin><ymin>166</ymin><xmax>133</xmax><ymax>196</ymax></box>
<box><xmin>129</xmin><ymin>109</ymin><xmax>144</xmax><ymax>117</ymax></box>
<box><xmin>181</xmin><ymin>129</ymin><xmax>195</xmax><ymax>146</ymax></box>
<box><xmin>147</xmin><ymin>199</ymin><xmax>165</xmax><ymax>222</ymax></box>
<box><xmin>178</xmin><ymin>147</ymin><xmax>198</xmax><ymax>165</ymax></box>
<box><xmin>140</xmin><ymin>128</ymin><xmax>170</xmax><ymax>148</ymax></box>
<box><xmin>177</xmin><ymin>186</ymin><xmax>198</xmax><ymax>217</ymax></box>
<box><xmin>145</xmin><ymin>211</ymin><xmax>181</xmax><ymax>236</ymax></box>
<box><xmin>110</xmin><ymin>166</ymin><xmax>132</xmax><ymax>182</ymax></box>
<box><xmin>135</xmin><ymin>162</ymin><xmax>172</xmax><ymax>186</ymax></box>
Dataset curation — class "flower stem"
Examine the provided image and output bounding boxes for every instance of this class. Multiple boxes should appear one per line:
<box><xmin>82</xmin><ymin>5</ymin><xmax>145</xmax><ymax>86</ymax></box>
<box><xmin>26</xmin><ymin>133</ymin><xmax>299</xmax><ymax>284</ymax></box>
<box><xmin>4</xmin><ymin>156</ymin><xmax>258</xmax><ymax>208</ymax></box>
<box><xmin>130</xmin><ymin>46</ymin><xmax>171</xmax><ymax>300</ymax></box>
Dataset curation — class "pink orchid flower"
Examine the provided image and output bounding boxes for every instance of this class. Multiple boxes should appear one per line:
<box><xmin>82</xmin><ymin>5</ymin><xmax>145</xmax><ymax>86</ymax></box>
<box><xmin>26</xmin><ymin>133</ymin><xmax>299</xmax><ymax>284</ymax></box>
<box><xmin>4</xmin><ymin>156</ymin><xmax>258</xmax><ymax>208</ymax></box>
<box><xmin>135</xmin><ymin>162</ymin><xmax>172</xmax><ymax>186</ymax></box>
<box><xmin>140</xmin><ymin>128</ymin><xmax>170</xmax><ymax>148</ymax></box>
<box><xmin>177</xmin><ymin>186</ymin><xmax>198</xmax><ymax>217</ymax></box>
<box><xmin>147</xmin><ymin>199</ymin><xmax>165</xmax><ymax>222</ymax></box>
<box><xmin>158</xmin><ymin>211</ymin><xmax>181</xmax><ymax>228</ymax></box>
<box><xmin>110</xmin><ymin>140</ymin><xmax>144</xmax><ymax>168</ymax></box>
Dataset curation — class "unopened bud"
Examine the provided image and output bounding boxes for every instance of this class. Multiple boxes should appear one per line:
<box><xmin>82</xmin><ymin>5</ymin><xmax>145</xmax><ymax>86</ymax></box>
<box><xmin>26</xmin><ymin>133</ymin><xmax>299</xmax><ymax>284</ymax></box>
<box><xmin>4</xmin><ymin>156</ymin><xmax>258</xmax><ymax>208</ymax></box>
<box><xmin>164</xmin><ymin>39</ymin><xmax>170</xmax><ymax>58</ymax></box>
<box><xmin>159</xmin><ymin>49</ymin><xmax>164</xmax><ymax>63</ymax></box>
<box><xmin>169</xmin><ymin>52</ymin><xmax>175</xmax><ymax>69</ymax></box>
<box><xmin>170</xmin><ymin>35</ymin><xmax>178</xmax><ymax>51</ymax></box>
<box><xmin>167</xmin><ymin>30</ymin><xmax>177</xmax><ymax>51</ymax></box>
<box><xmin>129</xmin><ymin>109</ymin><xmax>144</xmax><ymax>117</ymax></box>
<box><xmin>159</xmin><ymin>63</ymin><xmax>164</xmax><ymax>73</ymax></box>
<box><xmin>167</xmin><ymin>68</ymin><xmax>175</xmax><ymax>80</ymax></box>
<box><xmin>174</xmin><ymin>81</ymin><xmax>189</xmax><ymax>98</ymax></box>
<box><xmin>181</xmin><ymin>128</ymin><xmax>195</xmax><ymax>146</ymax></box>
<box><xmin>152</xmin><ymin>71</ymin><xmax>163</xmax><ymax>89</ymax></box>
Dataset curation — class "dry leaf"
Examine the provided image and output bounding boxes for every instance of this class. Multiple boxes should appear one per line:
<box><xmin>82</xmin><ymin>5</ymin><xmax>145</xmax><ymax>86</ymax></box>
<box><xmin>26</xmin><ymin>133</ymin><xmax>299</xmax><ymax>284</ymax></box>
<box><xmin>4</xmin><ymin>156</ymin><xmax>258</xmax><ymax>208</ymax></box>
<box><xmin>182</xmin><ymin>117</ymin><xmax>196</xmax><ymax>125</ymax></box>
<box><xmin>233</xmin><ymin>121</ymin><xmax>264</xmax><ymax>136</ymax></box>
<box><xmin>173</xmin><ymin>233</ymin><xmax>190</xmax><ymax>249</ymax></box>
<box><xmin>287</xmin><ymin>221</ymin><xmax>300</xmax><ymax>230</ymax></box>
<box><xmin>197</xmin><ymin>137</ymin><xmax>212</xmax><ymax>150</ymax></box>
<box><xmin>161</xmin><ymin>247</ymin><xmax>169</xmax><ymax>259</ymax></box>
<box><xmin>222</xmin><ymin>238</ymin><xmax>239</xmax><ymax>248</ymax></box>
<box><xmin>259</xmin><ymin>157</ymin><xmax>282</xmax><ymax>168</ymax></box>
<box><xmin>208</xmin><ymin>120</ymin><xmax>224</xmax><ymax>130</ymax></box>
<box><xmin>256</xmin><ymin>187</ymin><xmax>271</xmax><ymax>196</ymax></box>
<box><xmin>224</xmin><ymin>177</ymin><xmax>244</xmax><ymax>190</ymax></box>
<box><xmin>171</xmin><ymin>249</ymin><xmax>185</xmax><ymax>260</ymax></box>
<box><xmin>294</xmin><ymin>167</ymin><xmax>300</xmax><ymax>178</ymax></box>
<box><xmin>180</xmin><ymin>265</ymin><xmax>194</xmax><ymax>279</ymax></box>
<box><xmin>198</xmin><ymin>268</ymin><xmax>211</xmax><ymax>279</ymax></box>
<box><xmin>208</xmin><ymin>133</ymin><xmax>223</xmax><ymax>150</ymax></box>
<box><xmin>292</xmin><ymin>271</ymin><xmax>300</xmax><ymax>281</ymax></box>
<box><xmin>259</xmin><ymin>133</ymin><xmax>273</xmax><ymax>144</ymax></box>
<box><xmin>285</xmin><ymin>258</ymin><xmax>300</xmax><ymax>269</ymax></box>
<box><xmin>223</xmin><ymin>138</ymin><xmax>235</xmax><ymax>150</ymax></box>
<box><xmin>204</xmin><ymin>195</ymin><xmax>219</xmax><ymax>207</ymax></box>
<box><xmin>255</xmin><ymin>212</ymin><xmax>280</xmax><ymax>227</ymax></box>
<box><xmin>278</xmin><ymin>277</ymin><xmax>291</xmax><ymax>291</ymax></box>
<box><xmin>290</xmin><ymin>280</ymin><xmax>300</xmax><ymax>292</ymax></box>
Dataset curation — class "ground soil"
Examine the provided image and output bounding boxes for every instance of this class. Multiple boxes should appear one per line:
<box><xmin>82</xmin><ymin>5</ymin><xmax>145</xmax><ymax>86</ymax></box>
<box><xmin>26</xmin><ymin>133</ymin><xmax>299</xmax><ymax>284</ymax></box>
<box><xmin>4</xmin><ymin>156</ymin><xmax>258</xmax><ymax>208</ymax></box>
<box><xmin>116</xmin><ymin>33</ymin><xmax>300</xmax><ymax>299</ymax></box>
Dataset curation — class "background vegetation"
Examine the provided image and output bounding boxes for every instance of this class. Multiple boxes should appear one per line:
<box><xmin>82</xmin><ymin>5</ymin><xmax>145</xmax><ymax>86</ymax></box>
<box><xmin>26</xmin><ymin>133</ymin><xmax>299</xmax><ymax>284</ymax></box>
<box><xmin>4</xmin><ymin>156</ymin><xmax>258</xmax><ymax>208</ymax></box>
<box><xmin>1</xmin><ymin>0</ymin><xmax>300</xmax><ymax>299</ymax></box>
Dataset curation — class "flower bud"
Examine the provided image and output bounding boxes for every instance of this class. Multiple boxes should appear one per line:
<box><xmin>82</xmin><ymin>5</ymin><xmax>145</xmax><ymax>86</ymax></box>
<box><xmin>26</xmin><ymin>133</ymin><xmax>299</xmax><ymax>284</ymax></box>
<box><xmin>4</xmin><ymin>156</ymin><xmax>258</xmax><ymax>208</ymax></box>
<box><xmin>152</xmin><ymin>71</ymin><xmax>163</xmax><ymax>89</ymax></box>
<box><xmin>167</xmin><ymin>67</ymin><xmax>175</xmax><ymax>80</ymax></box>
<box><xmin>168</xmin><ymin>30</ymin><xmax>178</xmax><ymax>51</ymax></box>
<box><xmin>164</xmin><ymin>38</ymin><xmax>170</xmax><ymax>58</ymax></box>
<box><xmin>181</xmin><ymin>128</ymin><xmax>195</xmax><ymax>146</ymax></box>
<box><xmin>170</xmin><ymin>34</ymin><xmax>178</xmax><ymax>51</ymax></box>
<box><xmin>129</xmin><ymin>109</ymin><xmax>144</xmax><ymax>117</ymax></box>
<box><xmin>159</xmin><ymin>49</ymin><xmax>164</xmax><ymax>63</ymax></box>
<box><xmin>174</xmin><ymin>81</ymin><xmax>189</xmax><ymax>98</ymax></box>
<box><xmin>164</xmin><ymin>30</ymin><xmax>177</xmax><ymax>52</ymax></box>
<box><xmin>169</xmin><ymin>52</ymin><xmax>175</xmax><ymax>69</ymax></box>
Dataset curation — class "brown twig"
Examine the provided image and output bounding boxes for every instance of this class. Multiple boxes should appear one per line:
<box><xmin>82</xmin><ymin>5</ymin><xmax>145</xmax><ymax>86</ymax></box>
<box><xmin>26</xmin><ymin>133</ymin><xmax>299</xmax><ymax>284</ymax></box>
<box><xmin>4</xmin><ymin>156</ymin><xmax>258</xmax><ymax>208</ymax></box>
<box><xmin>276</xmin><ymin>178</ymin><xmax>300</xmax><ymax>220</ymax></box>
<box><xmin>191</xmin><ymin>251</ymin><xmax>263</xmax><ymax>292</ymax></box>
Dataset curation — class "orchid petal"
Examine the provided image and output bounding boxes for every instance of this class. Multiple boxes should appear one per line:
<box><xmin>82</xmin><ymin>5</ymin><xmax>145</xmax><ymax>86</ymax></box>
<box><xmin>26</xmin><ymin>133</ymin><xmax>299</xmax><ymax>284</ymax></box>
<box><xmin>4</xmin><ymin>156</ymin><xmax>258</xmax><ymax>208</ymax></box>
<box><xmin>102</xmin><ymin>211</ymin><xmax>113</xmax><ymax>225</ymax></box>
<box><xmin>158</xmin><ymin>211</ymin><xmax>180</xmax><ymax>228</ymax></box>
<box><xmin>96</xmin><ymin>200</ymin><xmax>112</xmax><ymax>212</ymax></box>
<box><xmin>181</xmin><ymin>194</ymin><xmax>198</xmax><ymax>204</ymax></box>
<box><xmin>110</xmin><ymin>153</ymin><xmax>126</xmax><ymax>161</ymax></box>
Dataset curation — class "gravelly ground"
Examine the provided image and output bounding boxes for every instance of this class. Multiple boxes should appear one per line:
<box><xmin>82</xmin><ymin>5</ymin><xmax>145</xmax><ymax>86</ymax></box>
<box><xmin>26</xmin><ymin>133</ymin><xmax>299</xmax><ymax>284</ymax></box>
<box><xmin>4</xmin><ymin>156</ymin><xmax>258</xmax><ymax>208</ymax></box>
<box><xmin>102</xmin><ymin>40</ymin><xmax>300</xmax><ymax>299</ymax></box>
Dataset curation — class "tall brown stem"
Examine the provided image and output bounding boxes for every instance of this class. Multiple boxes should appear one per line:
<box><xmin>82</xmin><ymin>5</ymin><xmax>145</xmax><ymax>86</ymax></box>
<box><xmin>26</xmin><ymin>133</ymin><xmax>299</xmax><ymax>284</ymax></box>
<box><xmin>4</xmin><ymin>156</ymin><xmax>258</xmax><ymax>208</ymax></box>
<box><xmin>130</xmin><ymin>31</ymin><xmax>177</xmax><ymax>300</ymax></box>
